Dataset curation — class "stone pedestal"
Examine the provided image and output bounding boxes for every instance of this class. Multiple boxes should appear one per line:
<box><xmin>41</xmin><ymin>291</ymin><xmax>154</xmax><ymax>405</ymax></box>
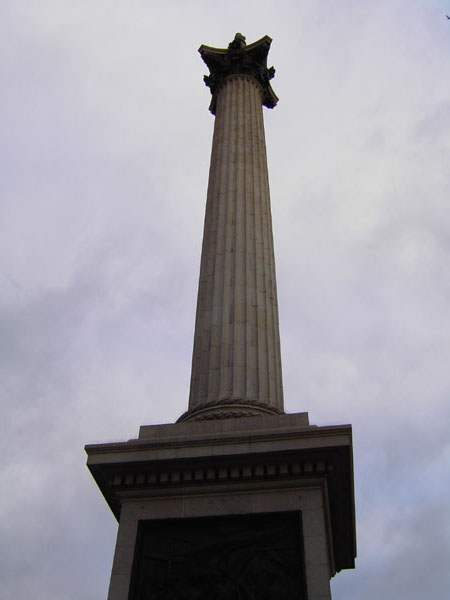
<box><xmin>86</xmin><ymin>413</ymin><xmax>355</xmax><ymax>599</ymax></box>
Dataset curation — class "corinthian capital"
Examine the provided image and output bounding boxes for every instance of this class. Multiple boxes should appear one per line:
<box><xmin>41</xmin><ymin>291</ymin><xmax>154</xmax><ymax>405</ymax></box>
<box><xmin>199</xmin><ymin>33</ymin><xmax>278</xmax><ymax>114</ymax></box>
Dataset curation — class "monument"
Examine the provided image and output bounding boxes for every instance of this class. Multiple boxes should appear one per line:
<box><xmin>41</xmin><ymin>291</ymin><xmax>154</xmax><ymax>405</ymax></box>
<box><xmin>86</xmin><ymin>34</ymin><xmax>356</xmax><ymax>599</ymax></box>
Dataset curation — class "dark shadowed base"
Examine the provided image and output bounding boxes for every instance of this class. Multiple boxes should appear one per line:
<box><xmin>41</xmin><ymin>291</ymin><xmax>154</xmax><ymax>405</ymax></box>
<box><xmin>129</xmin><ymin>512</ymin><xmax>307</xmax><ymax>600</ymax></box>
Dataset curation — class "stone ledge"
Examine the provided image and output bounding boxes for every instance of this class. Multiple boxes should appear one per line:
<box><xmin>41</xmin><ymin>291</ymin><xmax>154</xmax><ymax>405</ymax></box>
<box><xmin>85</xmin><ymin>414</ymin><xmax>355</xmax><ymax>574</ymax></box>
<box><xmin>108</xmin><ymin>458</ymin><xmax>331</xmax><ymax>491</ymax></box>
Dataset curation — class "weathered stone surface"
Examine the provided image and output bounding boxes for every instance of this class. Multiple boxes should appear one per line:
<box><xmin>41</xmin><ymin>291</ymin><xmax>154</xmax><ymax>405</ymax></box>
<box><xmin>183</xmin><ymin>37</ymin><xmax>283</xmax><ymax>422</ymax></box>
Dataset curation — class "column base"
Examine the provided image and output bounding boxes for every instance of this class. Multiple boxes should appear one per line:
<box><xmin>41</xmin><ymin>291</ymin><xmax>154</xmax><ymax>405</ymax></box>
<box><xmin>178</xmin><ymin>398</ymin><xmax>284</xmax><ymax>422</ymax></box>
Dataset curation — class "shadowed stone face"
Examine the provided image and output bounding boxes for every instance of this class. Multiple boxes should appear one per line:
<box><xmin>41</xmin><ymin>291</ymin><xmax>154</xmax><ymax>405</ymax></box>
<box><xmin>129</xmin><ymin>513</ymin><xmax>306</xmax><ymax>599</ymax></box>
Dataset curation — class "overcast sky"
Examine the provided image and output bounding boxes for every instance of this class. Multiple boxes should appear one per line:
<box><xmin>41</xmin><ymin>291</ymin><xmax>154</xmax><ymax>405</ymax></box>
<box><xmin>1</xmin><ymin>1</ymin><xmax>449</xmax><ymax>598</ymax></box>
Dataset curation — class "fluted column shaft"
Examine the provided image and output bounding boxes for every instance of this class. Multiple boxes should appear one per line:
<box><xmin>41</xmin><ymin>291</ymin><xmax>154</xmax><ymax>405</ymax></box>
<box><xmin>182</xmin><ymin>74</ymin><xmax>283</xmax><ymax>421</ymax></box>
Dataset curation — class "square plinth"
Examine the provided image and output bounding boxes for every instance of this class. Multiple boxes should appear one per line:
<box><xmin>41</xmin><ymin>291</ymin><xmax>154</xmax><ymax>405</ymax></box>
<box><xmin>86</xmin><ymin>412</ymin><xmax>356</xmax><ymax>600</ymax></box>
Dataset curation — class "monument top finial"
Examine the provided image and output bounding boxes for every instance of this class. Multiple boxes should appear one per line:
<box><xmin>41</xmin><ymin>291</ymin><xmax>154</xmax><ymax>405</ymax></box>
<box><xmin>199</xmin><ymin>34</ymin><xmax>278</xmax><ymax>114</ymax></box>
<box><xmin>228</xmin><ymin>32</ymin><xmax>246</xmax><ymax>49</ymax></box>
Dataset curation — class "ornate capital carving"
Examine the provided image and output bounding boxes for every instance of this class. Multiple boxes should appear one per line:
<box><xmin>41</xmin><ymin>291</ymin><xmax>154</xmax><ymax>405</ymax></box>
<box><xmin>199</xmin><ymin>33</ymin><xmax>278</xmax><ymax>114</ymax></box>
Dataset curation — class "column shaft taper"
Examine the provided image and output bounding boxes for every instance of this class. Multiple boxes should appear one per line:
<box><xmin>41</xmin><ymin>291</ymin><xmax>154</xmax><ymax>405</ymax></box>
<box><xmin>181</xmin><ymin>63</ymin><xmax>283</xmax><ymax>421</ymax></box>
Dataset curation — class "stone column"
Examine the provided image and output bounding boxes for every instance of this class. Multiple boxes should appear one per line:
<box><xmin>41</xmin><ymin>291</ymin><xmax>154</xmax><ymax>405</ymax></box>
<box><xmin>180</xmin><ymin>34</ymin><xmax>284</xmax><ymax>421</ymax></box>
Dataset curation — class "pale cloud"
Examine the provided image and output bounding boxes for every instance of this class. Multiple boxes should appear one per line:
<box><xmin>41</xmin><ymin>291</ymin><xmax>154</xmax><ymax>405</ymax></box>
<box><xmin>1</xmin><ymin>1</ymin><xmax>449</xmax><ymax>598</ymax></box>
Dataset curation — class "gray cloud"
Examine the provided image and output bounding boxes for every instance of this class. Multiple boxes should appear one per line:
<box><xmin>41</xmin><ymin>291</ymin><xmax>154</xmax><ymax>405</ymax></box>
<box><xmin>1</xmin><ymin>1</ymin><xmax>449</xmax><ymax>598</ymax></box>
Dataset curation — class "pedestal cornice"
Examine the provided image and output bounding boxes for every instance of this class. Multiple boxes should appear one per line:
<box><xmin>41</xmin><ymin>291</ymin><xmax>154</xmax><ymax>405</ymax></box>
<box><xmin>85</xmin><ymin>414</ymin><xmax>356</xmax><ymax>574</ymax></box>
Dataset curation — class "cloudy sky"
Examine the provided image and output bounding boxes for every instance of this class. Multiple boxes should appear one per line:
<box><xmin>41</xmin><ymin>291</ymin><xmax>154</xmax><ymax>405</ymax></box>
<box><xmin>1</xmin><ymin>1</ymin><xmax>449</xmax><ymax>598</ymax></box>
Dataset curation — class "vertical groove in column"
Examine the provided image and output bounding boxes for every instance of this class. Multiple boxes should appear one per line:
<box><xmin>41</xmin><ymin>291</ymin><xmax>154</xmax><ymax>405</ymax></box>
<box><xmin>187</xmin><ymin>74</ymin><xmax>284</xmax><ymax>418</ymax></box>
<box><xmin>218</xmin><ymin>78</ymin><xmax>233</xmax><ymax>399</ymax></box>
<box><xmin>203</xmin><ymin>78</ymin><xmax>226</xmax><ymax>403</ymax></box>
<box><xmin>231</xmin><ymin>77</ymin><xmax>239</xmax><ymax>398</ymax></box>
<box><xmin>259</xmin><ymin>103</ymin><xmax>274</xmax><ymax>404</ymax></box>
<box><xmin>261</xmin><ymin>130</ymin><xmax>274</xmax><ymax>403</ymax></box>
<box><xmin>265</xmin><ymin>131</ymin><xmax>283</xmax><ymax>410</ymax></box>
<box><xmin>243</xmin><ymin>77</ymin><xmax>251</xmax><ymax>401</ymax></box>
<box><xmin>232</xmin><ymin>78</ymin><xmax>240</xmax><ymax>398</ymax></box>
<box><xmin>249</xmin><ymin>81</ymin><xmax>260</xmax><ymax>403</ymax></box>
<box><xmin>233</xmin><ymin>76</ymin><xmax>245</xmax><ymax>399</ymax></box>
<box><xmin>263</xmin><ymin>97</ymin><xmax>282</xmax><ymax>408</ymax></box>
<box><xmin>200</xmin><ymin>82</ymin><xmax>223</xmax><ymax>402</ymax></box>
<box><xmin>190</xmin><ymin>93</ymin><xmax>213</xmax><ymax>403</ymax></box>
<box><xmin>201</xmin><ymin>88</ymin><xmax>222</xmax><ymax>402</ymax></box>
<box><xmin>254</xmin><ymin>81</ymin><xmax>269</xmax><ymax>403</ymax></box>
<box><xmin>206</xmin><ymin>87</ymin><xmax>225</xmax><ymax>403</ymax></box>
<box><xmin>261</xmin><ymin>110</ymin><xmax>283</xmax><ymax>408</ymax></box>
<box><xmin>214</xmin><ymin>78</ymin><xmax>232</xmax><ymax>401</ymax></box>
